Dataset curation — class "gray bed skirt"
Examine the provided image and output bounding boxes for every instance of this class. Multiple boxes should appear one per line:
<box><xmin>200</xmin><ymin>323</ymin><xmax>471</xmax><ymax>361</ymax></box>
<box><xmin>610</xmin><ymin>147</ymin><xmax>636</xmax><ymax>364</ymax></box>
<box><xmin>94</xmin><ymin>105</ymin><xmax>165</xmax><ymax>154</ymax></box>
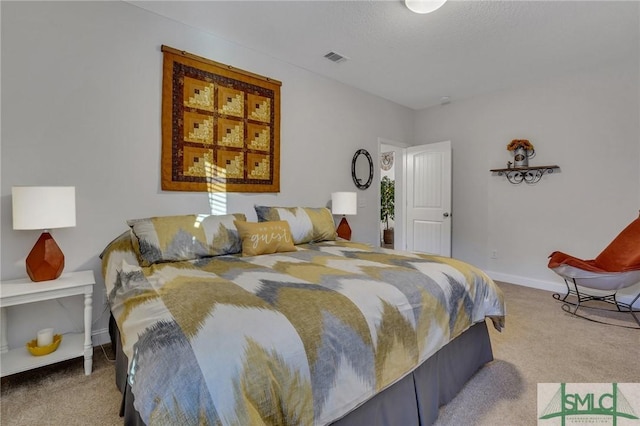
<box><xmin>109</xmin><ymin>316</ymin><xmax>493</xmax><ymax>426</ymax></box>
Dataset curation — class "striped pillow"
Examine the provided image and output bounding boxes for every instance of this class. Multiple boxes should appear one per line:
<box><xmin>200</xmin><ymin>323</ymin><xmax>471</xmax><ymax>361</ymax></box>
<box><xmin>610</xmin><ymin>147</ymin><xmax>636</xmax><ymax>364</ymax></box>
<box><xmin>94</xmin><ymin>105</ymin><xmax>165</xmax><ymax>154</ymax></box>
<box><xmin>127</xmin><ymin>213</ymin><xmax>246</xmax><ymax>266</ymax></box>
<box><xmin>254</xmin><ymin>206</ymin><xmax>336</xmax><ymax>244</ymax></box>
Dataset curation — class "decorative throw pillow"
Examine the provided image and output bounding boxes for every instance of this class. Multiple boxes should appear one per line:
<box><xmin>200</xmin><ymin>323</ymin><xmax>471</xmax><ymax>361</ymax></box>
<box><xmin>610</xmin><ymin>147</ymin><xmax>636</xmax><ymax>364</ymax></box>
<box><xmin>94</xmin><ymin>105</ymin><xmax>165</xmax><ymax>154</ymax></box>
<box><xmin>254</xmin><ymin>206</ymin><xmax>337</xmax><ymax>244</ymax></box>
<box><xmin>234</xmin><ymin>220</ymin><xmax>296</xmax><ymax>257</ymax></box>
<box><xmin>127</xmin><ymin>213</ymin><xmax>246</xmax><ymax>266</ymax></box>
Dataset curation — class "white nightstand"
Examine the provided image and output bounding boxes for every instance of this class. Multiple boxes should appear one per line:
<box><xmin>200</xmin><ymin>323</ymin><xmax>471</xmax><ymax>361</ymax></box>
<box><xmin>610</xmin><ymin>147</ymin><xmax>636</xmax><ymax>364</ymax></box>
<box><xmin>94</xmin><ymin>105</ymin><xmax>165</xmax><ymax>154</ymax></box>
<box><xmin>0</xmin><ymin>270</ymin><xmax>95</xmax><ymax>377</ymax></box>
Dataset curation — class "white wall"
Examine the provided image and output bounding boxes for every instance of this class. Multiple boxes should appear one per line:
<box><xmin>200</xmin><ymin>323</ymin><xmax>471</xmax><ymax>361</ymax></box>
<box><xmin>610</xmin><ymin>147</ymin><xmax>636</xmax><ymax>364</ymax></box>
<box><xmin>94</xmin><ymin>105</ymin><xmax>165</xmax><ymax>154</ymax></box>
<box><xmin>414</xmin><ymin>60</ymin><xmax>640</xmax><ymax>304</ymax></box>
<box><xmin>0</xmin><ymin>1</ymin><xmax>413</xmax><ymax>348</ymax></box>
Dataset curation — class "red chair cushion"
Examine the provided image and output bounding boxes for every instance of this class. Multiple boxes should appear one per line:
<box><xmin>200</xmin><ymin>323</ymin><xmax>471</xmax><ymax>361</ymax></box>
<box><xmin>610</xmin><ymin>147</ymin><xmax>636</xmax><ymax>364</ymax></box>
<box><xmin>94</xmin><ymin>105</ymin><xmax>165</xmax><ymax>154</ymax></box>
<box><xmin>594</xmin><ymin>217</ymin><xmax>640</xmax><ymax>272</ymax></box>
<box><xmin>548</xmin><ymin>217</ymin><xmax>640</xmax><ymax>273</ymax></box>
<box><xmin>548</xmin><ymin>251</ymin><xmax>605</xmax><ymax>273</ymax></box>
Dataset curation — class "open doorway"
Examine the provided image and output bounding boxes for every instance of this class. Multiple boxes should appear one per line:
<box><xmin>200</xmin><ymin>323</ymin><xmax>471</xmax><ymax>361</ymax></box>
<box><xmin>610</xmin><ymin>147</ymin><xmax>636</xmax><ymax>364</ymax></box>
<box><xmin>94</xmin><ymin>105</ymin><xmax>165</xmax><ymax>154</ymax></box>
<box><xmin>379</xmin><ymin>140</ymin><xmax>406</xmax><ymax>250</ymax></box>
<box><xmin>378</xmin><ymin>139</ymin><xmax>451</xmax><ymax>255</ymax></box>
<box><xmin>380</xmin><ymin>150</ymin><xmax>395</xmax><ymax>248</ymax></box>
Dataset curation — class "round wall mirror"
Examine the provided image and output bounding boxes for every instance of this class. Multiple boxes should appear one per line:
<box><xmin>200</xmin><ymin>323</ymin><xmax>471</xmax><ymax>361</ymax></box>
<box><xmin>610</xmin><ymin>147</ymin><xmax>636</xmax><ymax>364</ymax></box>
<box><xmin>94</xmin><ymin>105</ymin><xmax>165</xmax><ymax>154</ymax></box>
<box><xmin>352</xmin><ymin>149</ymin><xmax>374</xmax><ymax>190</ymax></box>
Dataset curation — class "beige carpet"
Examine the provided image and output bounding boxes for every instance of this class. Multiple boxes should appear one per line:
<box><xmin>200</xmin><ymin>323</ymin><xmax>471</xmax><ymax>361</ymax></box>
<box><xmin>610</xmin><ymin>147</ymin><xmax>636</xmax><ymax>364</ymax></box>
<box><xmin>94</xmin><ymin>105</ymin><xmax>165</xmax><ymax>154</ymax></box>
<box><xmin>1</xmin><ymin>344</ymin><xmax>122</xmax><ymax>425</ymax></box>
<box><xmin>1</xmin><ymin>282</ymin><xmax>638</xmax><ymax>425</ymax></box>
<box><xmin>435</xmin><ymin>282</ymin><xmax>639</xmax><ymax>426</ymax></box>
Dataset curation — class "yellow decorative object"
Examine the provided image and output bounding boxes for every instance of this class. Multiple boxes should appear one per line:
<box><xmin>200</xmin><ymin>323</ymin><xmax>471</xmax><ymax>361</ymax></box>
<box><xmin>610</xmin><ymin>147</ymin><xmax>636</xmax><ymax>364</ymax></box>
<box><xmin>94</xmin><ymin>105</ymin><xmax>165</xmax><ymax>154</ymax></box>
<box><xmin>218</xmin><ymin>121</ymin><xmax>244</xmax><ymax>147</ymax></box>
<box><xmin>185</xmin><ymin>150</ymin><xmax>214</xmax><ymax>177</ymax></box>
<box><xmin>27</xmin><ymin>334</ymin><xmax>62</xmax><ymax>356</ymax></box>
<box><xmin>234</xmin><ymin>220</ymin><xmax>296</xmax><ymax>257</ymax></box>
<box><xmin>186</xmin><ymin>117</ymin><xmax>214</xmax><ymax>144</ymax></box>
<box><xmin>247</xmin><ymin>124</ymin><xmax>270</xmax><ymax>151</ymax></box>
<box><xmin>218</xmin><ymin>89</ymin><xmax>244</xmax><ymax>117</ymax></box>
<box><xmin>249</xmin><ymin>158</ymin><xmax>270</xmax><ymax>180</ymax></box>
<box><xmin>183</xmin><ymin>77</ymin><xmax>215</xmax><ymax>112</ymax></box>
<box><xmin>248</xmin><ymin>96</ymin><xmax>271</xmax><ymax>123</ymax></box>
<box><xmin>225</xmin><ymin>155</ymin><xmax>244</xmax><ymax>178</ymax></box>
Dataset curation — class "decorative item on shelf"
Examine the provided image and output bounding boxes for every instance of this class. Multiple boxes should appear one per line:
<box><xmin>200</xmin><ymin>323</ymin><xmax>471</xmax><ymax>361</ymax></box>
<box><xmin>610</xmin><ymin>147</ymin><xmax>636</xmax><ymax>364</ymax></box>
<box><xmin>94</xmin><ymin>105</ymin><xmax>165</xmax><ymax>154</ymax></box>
<box><xmin>37</xmin><ymin>328</ymin><xmax>54</xmax><ymax>347</ymax></box>
<box><xmin>12</xmin><ymin>186</ymin><xmax>76</xmax><ymax>282</ymax></box>
<box><xmin>507</xmin><ymin>139</ymin><xmax>535</xmax><ymax>167</ymax></box>
<box><xmin>380</xmin><ymin>176</ymin><xmax>395</xmax><ymax>245</ymax></box>
<box><xmin>27</xmin><ymin>333</ymin><xmax>62</xmax><ymax>357</ymax></box>
<box><xmin>331</xmin><ymin>192</ymin><xmax>357</xmax><ymax>241</ymax></box>
<box><xmin>492</xmin><ymin>139</ymin><xmax>560</xmax><ymax>184</ymax></box>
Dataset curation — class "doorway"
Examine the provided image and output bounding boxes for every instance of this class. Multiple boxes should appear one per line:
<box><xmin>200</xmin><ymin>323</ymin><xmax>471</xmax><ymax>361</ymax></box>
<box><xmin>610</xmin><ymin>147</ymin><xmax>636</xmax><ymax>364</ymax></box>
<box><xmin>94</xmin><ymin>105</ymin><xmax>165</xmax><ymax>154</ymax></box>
<box><xmin>378</xmin><ymin>140</ymin><xmax>452</xmax><ymax>256</ymax></box>
<box><xmin>378</xmin><ymin>140</ymin><xmax>407</xmax><ymax>250</ymax></box>
<box><xmin>380</xmin><ymin>149</ymin><xmax>395</xmax><ymax>248</ymax></box>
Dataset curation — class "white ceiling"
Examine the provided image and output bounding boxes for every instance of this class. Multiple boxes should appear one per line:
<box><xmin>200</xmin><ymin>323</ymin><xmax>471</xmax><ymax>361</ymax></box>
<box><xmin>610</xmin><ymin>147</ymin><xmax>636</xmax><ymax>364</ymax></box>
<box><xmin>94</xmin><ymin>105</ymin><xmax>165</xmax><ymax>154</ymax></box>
<box><xmin>129</xmin><ymin>1</ymin><xmax>639</xmax><ymax>110</ymax></box>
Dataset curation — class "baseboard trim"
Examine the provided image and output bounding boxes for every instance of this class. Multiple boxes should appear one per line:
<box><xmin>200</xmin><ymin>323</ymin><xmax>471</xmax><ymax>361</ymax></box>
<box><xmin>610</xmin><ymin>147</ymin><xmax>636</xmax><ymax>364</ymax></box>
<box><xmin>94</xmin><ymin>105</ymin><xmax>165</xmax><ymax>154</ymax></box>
<box><xmin>485</xmin><ymin>271</ymin><xmax>564</xmax><ymax>293</ymax></box>
<box><xmin>485</xmin><ymin>270</ymin><xmax>640</xmax><ymax>308</ymax></box>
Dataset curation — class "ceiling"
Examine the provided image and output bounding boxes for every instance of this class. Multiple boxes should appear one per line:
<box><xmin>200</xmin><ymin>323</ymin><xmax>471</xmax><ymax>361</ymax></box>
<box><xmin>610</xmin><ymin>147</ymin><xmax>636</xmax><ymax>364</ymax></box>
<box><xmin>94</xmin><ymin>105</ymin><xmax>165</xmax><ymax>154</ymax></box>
<box><xmin>129</xmin><ymin>1</ymin><xmax>639</xmax><ymax>110</ymax></box>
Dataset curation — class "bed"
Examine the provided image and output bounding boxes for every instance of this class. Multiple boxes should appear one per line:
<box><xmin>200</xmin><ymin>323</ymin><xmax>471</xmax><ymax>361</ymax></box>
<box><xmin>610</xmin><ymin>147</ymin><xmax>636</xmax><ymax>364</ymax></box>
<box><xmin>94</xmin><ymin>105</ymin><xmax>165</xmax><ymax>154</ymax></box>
<box><xmin>101</xmin><ymin>209</ymin><xmax>505</xmax><ymax>425</ymax></box>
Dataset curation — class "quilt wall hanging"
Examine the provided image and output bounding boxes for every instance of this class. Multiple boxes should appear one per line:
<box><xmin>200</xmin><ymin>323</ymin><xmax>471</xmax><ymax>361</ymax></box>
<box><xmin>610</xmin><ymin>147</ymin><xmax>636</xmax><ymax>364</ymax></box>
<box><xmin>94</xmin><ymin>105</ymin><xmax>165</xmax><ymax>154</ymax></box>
<box><xmin>161</xmin><ymin>45</ymin><xmax>281</xmax><ymax>192</ymax></box>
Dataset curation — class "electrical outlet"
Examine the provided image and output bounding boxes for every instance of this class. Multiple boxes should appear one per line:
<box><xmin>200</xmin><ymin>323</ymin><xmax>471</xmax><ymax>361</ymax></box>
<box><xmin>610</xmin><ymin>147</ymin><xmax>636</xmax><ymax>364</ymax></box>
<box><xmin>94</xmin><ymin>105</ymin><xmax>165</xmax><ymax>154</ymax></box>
<box><xmin>491</xmin><ymin>250</ymin><xmax>498</xmax><ymax>259</ymax></box>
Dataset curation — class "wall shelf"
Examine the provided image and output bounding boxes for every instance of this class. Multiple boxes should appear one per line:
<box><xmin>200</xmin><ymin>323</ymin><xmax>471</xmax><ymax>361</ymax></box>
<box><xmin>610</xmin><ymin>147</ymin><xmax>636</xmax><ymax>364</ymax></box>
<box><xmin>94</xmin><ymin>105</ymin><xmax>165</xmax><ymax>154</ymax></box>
<box><xmin>490</xmin><ymin>165</ymin><xmax>559</xmax><ymax>184</ymax></box>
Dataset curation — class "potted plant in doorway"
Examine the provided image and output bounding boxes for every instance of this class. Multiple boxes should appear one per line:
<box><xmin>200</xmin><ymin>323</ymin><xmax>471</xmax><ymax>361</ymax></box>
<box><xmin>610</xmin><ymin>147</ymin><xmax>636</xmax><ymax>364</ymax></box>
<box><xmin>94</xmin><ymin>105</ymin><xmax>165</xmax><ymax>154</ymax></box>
<box><xmin>380</xmin><ymin>176</ymin><xmax>395</xmax><ymax>245</ymax></box>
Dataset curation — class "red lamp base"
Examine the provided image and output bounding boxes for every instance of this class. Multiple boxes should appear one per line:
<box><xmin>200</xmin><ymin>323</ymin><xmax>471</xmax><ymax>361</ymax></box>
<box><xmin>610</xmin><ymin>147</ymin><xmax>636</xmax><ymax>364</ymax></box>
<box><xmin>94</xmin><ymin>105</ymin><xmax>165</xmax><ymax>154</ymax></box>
<box><xmin>336</xmin><ymin>216</ymin><xmax>352</xmax><ymax>241</ymax></box>
<box><xmin>26</xmin><ymin>231</ymin><xmax>65</xmax><ymax>282</ymax></box>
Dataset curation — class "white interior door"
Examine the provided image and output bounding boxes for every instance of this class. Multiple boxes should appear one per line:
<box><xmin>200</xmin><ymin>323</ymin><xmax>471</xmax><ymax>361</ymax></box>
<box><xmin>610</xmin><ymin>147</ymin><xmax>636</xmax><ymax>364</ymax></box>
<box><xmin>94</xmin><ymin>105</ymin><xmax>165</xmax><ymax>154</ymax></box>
<box><xmin>406</xmin><ymin>141</ymin><xmax>452</xmax><ymax>257</ymax></box>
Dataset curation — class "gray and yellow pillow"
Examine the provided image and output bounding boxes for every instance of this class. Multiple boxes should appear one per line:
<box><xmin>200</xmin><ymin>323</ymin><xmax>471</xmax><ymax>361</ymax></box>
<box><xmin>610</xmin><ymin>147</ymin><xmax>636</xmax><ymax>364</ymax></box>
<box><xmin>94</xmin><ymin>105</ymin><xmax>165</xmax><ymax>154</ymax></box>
<box><xmin>234</xmin><ymin>220</ymin><xmax>296</xmax><ymax>257</ymax></box>
<box><xmin>127</xmin><ymin>213</ymin><xmax>246</xmax><ymax>266</ymax></box>
<box><xmin>254</xmin><ymin>206</ymin><xmax>336</xmax><ymax>244</ymax></box>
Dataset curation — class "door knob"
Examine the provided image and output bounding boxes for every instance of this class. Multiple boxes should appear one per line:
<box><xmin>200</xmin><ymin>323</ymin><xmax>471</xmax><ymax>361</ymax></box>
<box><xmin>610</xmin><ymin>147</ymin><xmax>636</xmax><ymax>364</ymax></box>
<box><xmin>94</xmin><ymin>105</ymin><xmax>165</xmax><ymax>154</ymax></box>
<box><xmin>443</xmin><ymin>212</ymin><xmax>450</xmax><ymax>217</ymax></box>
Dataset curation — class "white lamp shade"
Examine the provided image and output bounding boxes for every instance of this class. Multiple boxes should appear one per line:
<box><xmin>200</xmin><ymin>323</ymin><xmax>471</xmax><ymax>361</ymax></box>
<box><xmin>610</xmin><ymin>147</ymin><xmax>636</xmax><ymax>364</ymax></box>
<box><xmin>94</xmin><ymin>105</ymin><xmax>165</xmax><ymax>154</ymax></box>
<box><xmin>12</xmin><ymin>186</ymin><xmax>76</xmax><ymax>230</ymax></box>
<box><xmin>405</xmin><ymin>0</ymin><xmax>447</xmax><ymax>14</ymax></box>
<box><xmin>331</xmin><ymin>192</ymin><xmax>357</xmax><ymax>216</ymax></box>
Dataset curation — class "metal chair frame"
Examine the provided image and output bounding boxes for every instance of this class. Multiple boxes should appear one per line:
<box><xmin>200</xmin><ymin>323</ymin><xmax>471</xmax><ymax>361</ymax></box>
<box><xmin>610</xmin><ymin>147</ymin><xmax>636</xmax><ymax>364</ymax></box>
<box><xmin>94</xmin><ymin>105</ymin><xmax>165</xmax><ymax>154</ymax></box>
<box><xmin>553</xmin><ymin>277</ymin><xmax>640</xmax><ymax>329</ymax></box>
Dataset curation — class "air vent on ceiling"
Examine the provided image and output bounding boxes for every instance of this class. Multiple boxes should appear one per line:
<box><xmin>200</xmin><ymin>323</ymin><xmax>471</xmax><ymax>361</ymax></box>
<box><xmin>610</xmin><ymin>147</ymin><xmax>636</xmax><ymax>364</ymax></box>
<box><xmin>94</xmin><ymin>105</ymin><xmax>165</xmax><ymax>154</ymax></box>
<box><xmin>324</xmin><ymin>51</ymin><xmax>349</xmax><ymax>64</ymax></box>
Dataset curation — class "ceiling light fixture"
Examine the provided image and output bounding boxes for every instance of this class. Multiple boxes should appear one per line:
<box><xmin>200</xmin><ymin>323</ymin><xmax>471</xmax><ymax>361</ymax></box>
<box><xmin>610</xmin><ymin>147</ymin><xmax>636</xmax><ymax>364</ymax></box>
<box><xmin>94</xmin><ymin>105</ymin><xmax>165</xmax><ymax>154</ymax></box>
<box><xmin>405</xmin><ymin>0</ymin><xmax>447</xmax><ymax>14</ymax></box>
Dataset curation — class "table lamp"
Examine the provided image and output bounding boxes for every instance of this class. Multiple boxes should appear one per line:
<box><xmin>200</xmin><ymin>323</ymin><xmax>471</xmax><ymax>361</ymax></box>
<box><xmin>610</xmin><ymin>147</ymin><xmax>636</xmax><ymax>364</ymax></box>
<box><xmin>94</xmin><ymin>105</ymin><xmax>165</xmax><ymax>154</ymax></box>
<box><xmin>12</xmin><ymin>186</ymin><xmax>76</xmax><ymax>282</ymax></box>
<box><xmin>331</xmin><ymin>192</ymin><xmax>357</xmax><ymax>241</ymax></box>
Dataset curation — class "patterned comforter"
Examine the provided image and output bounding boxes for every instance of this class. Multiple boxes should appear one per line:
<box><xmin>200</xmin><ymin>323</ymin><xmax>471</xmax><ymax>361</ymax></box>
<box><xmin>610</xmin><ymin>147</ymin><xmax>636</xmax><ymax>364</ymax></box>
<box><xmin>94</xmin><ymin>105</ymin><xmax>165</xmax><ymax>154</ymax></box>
<box><xmin>102</xmin><ymin>236</ymin><xmax>505</xmax><ymax>425</ymax></box>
